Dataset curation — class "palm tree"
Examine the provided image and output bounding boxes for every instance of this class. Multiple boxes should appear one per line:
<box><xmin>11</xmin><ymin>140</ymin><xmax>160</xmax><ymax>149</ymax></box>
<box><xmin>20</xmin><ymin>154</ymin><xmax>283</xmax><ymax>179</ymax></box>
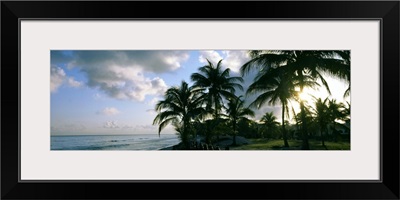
<box><xmin>226</xmin><ymin>96</ymin><xmax>255</xmax><ymax>145</ymax></box>
<box><xmin>241</xmin><ymin>50</ymin><xmax>350</xmax><ymax>150</ymax></box>
<box><xmin>260</xmin><ymin>112</ymin><xmax>280</xmax><ymax>139</ymax></box>
<box><xmin>153</xmin><ymin>81</ymin><xmax>205</xmax><ymax>149</ymax></box>
<box><xmin>335</xmin><ymin>51</ymin><xmax>351</xmax><ymax>98</ymax></box>
<box><xmin>341</xmin><ymin>101</ymin><xmax>351</xmax><ymax>135</ymax></box>
<box><xmin>237</xmin><ymin>118</ymin><xmax>258</xmax><ymax>139</ymax></box>
<box><xmin>194</xmin><ymin>119</ymin><xmax>217</xmax><ymax>145</ymax></box>
<box><xmin>291</xmin><ymin>107</ymin><xmax>301</xmax><ymax>139</ymax></box>
<box><xmin>342</xmin><ymin>101</ymin><xmax>350</xmax><ymax>121</ymax></box>
<box><xmin>173</xmin><ymin>122</ymin><xmax>190</xmax><ymax>148</ymax></box>
<box><xmin>292</xmin><ymin>105</ymin><xmax>314</xmax><ymax>139</ymax></box>
<box><xmin>311</xmin><ymin>97</ymin><xmax>330</xmax><ymax>147</ymax></box>
<box><xmin>191</xmin><ymin>59</ymin><xmax>244</xmax><ymax>119</ymax></box>
<box><xmin>246</xmin><ymin>67</ymin><xmax>295</xmax><ymax>147</ymax></box>
<box><xmin>327</xmin><ymin>99</ymin><xmax>345</xmax><ymax>142</ymax></box>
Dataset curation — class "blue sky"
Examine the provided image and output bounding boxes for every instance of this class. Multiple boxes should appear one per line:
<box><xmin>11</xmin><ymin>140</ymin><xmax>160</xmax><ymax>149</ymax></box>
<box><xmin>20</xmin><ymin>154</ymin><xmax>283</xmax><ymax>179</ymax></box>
<box><xmin>51</xmin><ymin>50</ymin><xmax>349</xmax><ymax>135</ymax></box>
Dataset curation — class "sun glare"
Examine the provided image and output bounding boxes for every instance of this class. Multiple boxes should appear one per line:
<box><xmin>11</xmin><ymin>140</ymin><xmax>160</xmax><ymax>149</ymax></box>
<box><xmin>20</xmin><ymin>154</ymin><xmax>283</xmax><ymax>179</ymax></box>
<box><xmin>290</xmin><ymin>90</ymin><xmax>315</xmax><ymax>121</ymax></box>
<box><xmin>298</xmin><ymin>92</ymin><xmax>309</xmax><ymax>102</ymax></box>
<box><xmin>296</xmin><ymin>90</ymin><xmax>314</xmax><ymax>105</ymax></box>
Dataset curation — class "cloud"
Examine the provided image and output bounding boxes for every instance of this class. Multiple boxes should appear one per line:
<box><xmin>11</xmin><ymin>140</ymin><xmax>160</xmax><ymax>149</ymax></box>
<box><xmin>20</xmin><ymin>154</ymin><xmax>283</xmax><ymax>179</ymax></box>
<box><xmin>101</xmin><ymin>122</ymin><xmax>157</xmax><ymax>131</ymax></box>
<box><xmin>51</xmin><ymin>66</ymin><xmax>83</xmax><ymax>93</ymax></box>
<box><xmin>221</xmin><ymin>51</ymin><xmax>250</xmax><ymax>72</ymax></box>
<box><xmin>199</xmin><ymin>50</ymin><xmax>223</xmax><ymax>64</ymax></box>
<box><xmin>97</xmin><ymin>107</ymin><xmax>121</xmax><ymax>116</ymax></box>
<box><xmin>67</xmin><ymin>77</ymin><xmax>83</xmax><ymax>87</ymax></box>
<box><xmin>198</xmin><ymin>50</ymin><xmax>250</xmax><ymax>73</ymax></box>
<box><xmin>146</xmin><ymin>97</ymin><xmax>161</xmax><ymax>106</ymax></box>
<box><xmin>50</xmin><ymin>66</ymin><xmax>66</xmax><ymax>92</ymax></box>
<box><xmin>135</xmin><ymin>124</ymin><xmax>157</xmax><ymax>130</ymax></box>
<box><xmin>85</xmin><ymin>71</ymin><xmax>168</xmax><ymax>101</ymax></box>
<box><xmin>122</xmin><ymin>125</ymin><xmax>134</xmax><ymax>129</ymax></box>
<box><xmin>103</xmin><ymin>121</ymin><xmax>119</xmax><ymax>128</ymax></box>
<box><xmin>252</xmin><ymin>106</ymin><xmax>282</xmax><ymax>122</ymax></box>
<box><xmin>102</xmin><ymin>121</ymin><xmax>138</xmax><ymax>129</ymax></box>
<box><xmin>52</xmin><ymin>50</ymin><xmax>188</xmax><ymax>101</ymax></box>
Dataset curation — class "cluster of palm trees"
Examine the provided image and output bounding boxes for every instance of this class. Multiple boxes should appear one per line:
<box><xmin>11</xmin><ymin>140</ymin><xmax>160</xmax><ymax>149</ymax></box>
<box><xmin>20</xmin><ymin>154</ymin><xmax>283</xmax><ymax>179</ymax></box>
<box><xmin>153</xmin><ymin>50</ymin><xmax>350</xmax><ymax>150</ymax></box>
<box><xmin>153</xmin><ymin>60</ymin><xmax>249</xmax><ymax>148</ymax></box>
<box><xmin>260</xmin><ymin>112</ymin><xmax>280</xmax><ymax>139</ymax></box>
<box><xmin>310</xmin><ymin>98</ymin><xmax>350</xmax><ymax>147</ymax></box>
<box><xmin>241</xmin><ymin>50</ymin><xmax>350</xmax><ymax>149</ymax></box>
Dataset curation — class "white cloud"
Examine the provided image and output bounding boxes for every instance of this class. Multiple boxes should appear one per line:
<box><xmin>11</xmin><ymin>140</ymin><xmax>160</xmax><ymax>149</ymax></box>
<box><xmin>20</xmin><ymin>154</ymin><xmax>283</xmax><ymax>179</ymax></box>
<box><xmin>147</xmin><ymin>97</ymin><xmax>161</xmax><ymax>106</ymax></box>
<box><xmin>103</xmin><ymin>121</ymin><xmax>119</xmax><ymax>128</ymax></box>
<box><xmin>50</xmin><ymin>66</ymin><xmax>66</xmax><ymax>92</ymax></box>
<box><xmin>51</xmin><ymin>66</ymin><xmax>83</xmax><ymax>93</ymax></box>
<box><xmin>122</xmin><ymin>125</ymin><xmax>134</xmax><ymax>129</ymax></box>
<box><xmin>135</xmin><ymin>124</ymin><xmax>157</xmax><ymax>130</ymax></box>
<box><xmin>199</xmin><ymin>50</ymin><xmax>223</xmax><ymax>64</ymax></box>
<box><xmin>83</xmin><ymin>65</ymin><xmax>169</xmax><ymax>101</ymax></box>
<box><xmin>52</xmin><ymin>50</ymin><xmax>187</xmax><ymax>101</ymax></box>
<box><xmin>221</xmin><ymin>50</ymin><xmax>250</xmax><ymax>72</ymax></box>
<box><xmin>102</xmin><ymin>121</ymin><xmax>152</xmax><ymax>130</ymax></box>
<box><xmin>198</xmin><ymin>50</ymin><xmax>250</xmax><ymax>73</ymax></box>
<box><xmin>252</xmin><ymin>106</ymin><xmax>282</xmax><ymax>122</ymax></box>
<box><xmin>97</xmin><ymin>107</ymin><xmax>120</xmax><ymax>116</ymax></box>
<box><xmin>67</xmin><ymin>77</ymin><xmax>83</xmax><ymax>88</ymax></box>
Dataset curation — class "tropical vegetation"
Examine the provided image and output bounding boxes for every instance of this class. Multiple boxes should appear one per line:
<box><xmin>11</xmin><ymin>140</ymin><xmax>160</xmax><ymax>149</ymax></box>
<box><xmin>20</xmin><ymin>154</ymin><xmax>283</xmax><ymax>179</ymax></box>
<box><xmin>153</xmin><ymin>50</ymin><xmax>351</xmax><ymax>150</ymax></box>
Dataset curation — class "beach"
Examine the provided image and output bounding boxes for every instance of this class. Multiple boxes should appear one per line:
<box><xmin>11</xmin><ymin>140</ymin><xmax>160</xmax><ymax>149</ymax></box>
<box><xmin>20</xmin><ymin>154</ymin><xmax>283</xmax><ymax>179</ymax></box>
<box><xmin>51</xmin><ymin>134</ymin><xmax>180</xmax><ymax>150</ymax></box>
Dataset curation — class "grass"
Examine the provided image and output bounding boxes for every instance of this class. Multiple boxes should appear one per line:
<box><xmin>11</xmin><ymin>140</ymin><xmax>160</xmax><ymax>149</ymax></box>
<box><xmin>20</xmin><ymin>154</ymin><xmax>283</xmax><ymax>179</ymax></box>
<box><xmin>230</xmin><ymin>139</ymin><xmax>350</xmax><ymax>150</ymax></box>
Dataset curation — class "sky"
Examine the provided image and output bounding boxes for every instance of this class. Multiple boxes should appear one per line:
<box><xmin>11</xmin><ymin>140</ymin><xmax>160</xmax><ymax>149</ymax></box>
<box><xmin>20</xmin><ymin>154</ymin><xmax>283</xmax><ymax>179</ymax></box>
<box><xmin>51</xmin><ymin>50</ymin><xmax>350</xmax><ymax>136</ymax></box>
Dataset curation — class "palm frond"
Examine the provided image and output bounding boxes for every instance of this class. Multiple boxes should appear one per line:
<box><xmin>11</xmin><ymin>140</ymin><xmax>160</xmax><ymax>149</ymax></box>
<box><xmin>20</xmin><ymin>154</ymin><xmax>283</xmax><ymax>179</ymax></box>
<box><xmin>157</xmin><ymin>117</ymin><xmax>176</xmax><ymax>135</ymax></box>
<box><xmin>315</xmin><ymin>71</ymin><xmax>332</xmax><ymax>95</ymax></box>
<box><xmin>249</xmin><ymin>91</ymin><xmax>278</xmax><ymax>108</ymax></box>
<box><xmin>343</xmin><ymin>85</ymin><xmax>351</xmax><ymax>98</ymax></box>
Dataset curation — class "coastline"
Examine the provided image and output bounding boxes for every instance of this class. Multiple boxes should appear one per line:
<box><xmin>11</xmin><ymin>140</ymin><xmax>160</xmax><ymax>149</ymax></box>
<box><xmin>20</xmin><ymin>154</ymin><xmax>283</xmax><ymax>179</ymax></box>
<box><xmin>159</xmin><ymin>145</ymin><xmax>176</xmax><ymax>150</ymax></box>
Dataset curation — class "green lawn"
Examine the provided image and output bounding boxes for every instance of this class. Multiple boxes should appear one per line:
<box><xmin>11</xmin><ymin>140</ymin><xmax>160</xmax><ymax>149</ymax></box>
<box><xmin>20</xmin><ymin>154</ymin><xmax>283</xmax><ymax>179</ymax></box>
<box><xmin>230</xmin><ymin>139</ymin><xmax>350</xmax><ymax>150</ymax></box>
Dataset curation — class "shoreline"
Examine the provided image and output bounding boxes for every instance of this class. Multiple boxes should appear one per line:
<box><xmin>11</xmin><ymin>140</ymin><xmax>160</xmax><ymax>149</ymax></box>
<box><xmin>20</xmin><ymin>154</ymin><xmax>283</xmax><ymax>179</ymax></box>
<box><xmin>159</xmin><ymin>145</ymin><xmax>177</xmax><ymax>150</ymax></box>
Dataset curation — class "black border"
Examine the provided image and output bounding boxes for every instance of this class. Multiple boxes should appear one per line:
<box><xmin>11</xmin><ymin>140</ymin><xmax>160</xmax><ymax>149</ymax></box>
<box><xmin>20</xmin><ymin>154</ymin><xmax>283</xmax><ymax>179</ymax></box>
<box><xmin>2</xmin><ymin>1</ymin><xmax>399</xmax><ymax>199</ymax></box>
<box><xmin>16</xmin><ymin>18</ymin><xmax>381</xmax><ymax>184</ymax></box>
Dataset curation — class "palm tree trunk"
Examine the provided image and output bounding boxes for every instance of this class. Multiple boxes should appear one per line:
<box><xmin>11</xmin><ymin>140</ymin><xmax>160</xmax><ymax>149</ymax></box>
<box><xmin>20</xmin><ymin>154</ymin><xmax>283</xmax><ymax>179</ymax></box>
<box><xmin>299</xmin><ymin>84</ymin><xmax>310</xmax><ymax>150</ymax></box>
<box><xmin>282</xmin><ymin>104</ymin><xmax>289</xmax><ymax>147</ymax></box>
<box><xmin>232</xmin><ymin>120</ymin><xmax>237</xmax><ymax>146</ymax></box>
<box><xmin>214</xmin><ymin>95</ymin><xmax>219</xmax><ymax>119</ymax></box>
<box><xmin>320</xmin><ymin>126</ymin><xmax>325</xmax><ymax>147</ymax></box>
<box><xmin>326</xmin><ymin>125</ymin><xmax>332</xmax><ymax>140</ymax></box>
<box><xmin>183</xmin><ymin>121</ymin><xmax>189</xmax><ymax>149</ymax></box>
<box><xmin>214</xmin><ymin>96</ymin><xmax>220</xmax><ymax>142</ymax></box>
<box><xmin>333</xmin><ymin>123</ymin><xmax>337</xmax><ymax>142</ymax></box>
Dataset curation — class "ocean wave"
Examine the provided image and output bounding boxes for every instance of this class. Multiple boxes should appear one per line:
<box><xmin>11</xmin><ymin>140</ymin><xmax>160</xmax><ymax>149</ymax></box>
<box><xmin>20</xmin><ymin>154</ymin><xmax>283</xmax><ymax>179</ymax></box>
<box><xmin>51</xmin><ymin>135</ymin><xmax>180</xmax><ymax>150</ymax></box>
<box><xmin>108</xmin><ymin>138</ymin><xmax>138</xmax><ymax>142</ymax></box>
<box><xmin>52</xmin><ymin>143</ymin><xmax>131</xmax><ymax>150</ymax></box>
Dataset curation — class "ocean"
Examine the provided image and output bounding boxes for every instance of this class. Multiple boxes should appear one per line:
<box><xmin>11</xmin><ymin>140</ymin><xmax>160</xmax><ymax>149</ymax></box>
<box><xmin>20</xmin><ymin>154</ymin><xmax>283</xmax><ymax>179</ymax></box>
<box><xmin>51</xmin><ymin>134</ymin><xmax>180</xmax><ymax>150</ymax></box>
